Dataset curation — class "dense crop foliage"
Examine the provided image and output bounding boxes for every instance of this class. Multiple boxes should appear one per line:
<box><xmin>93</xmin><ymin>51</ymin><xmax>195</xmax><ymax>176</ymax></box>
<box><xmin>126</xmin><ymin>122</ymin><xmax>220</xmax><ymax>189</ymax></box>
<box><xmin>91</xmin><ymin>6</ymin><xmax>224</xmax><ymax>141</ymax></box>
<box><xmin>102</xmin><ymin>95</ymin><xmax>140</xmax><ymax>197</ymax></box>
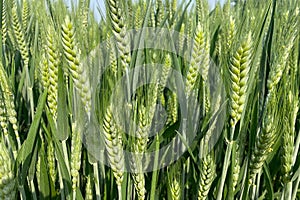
<box><xmin>0</xmin><ymin>0</ymin><xmax>299</xmax><ymax>199</ymax></box>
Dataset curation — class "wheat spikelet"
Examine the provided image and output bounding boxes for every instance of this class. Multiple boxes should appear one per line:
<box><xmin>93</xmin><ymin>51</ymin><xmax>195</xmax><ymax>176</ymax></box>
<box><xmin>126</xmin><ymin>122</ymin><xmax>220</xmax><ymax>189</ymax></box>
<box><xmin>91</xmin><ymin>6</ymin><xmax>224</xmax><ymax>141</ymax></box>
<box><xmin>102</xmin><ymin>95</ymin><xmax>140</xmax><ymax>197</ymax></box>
<box><xmin>70</xmin><ymin>122</ymin><xmax>82</xmax><ymax>193</ymax></box>
<box><xmin>186</xmin><ymin>23</ymin><xmax>209</xmax><ymax>97</ymax></box>
<box><xmin>46</xmin><ymin>26</ymin><xmax>59</xmax><ymax>120</ymax></box>
<box><xmin>12</xmin><ymin>7</ymin><xmax>29</xmax><ymax>69</ymax></box>
<box><xmin>132</xmin><ymin>171</ymin><xmax>146</xmax><ymax>200</ymax></box>
<box><xmin>79</xmin><ymin>0</ymin><xmax>88</xmax><ymax>28</ymax></box>
<box><xmin>1</xmin><ymin>0</ymin><xmax>7</xmax><ymax>45</ymax></box>
<box><xmin>106</xmin><ymin>32</ymin><xmax>117</xmax><ymax>77</ymax></box>
<box><xmin>0</xmin><ymin>141</ymin><xmax>16</xmax><ymax>199</ymax></box>
<box><xmin>0</xmin><ymin>63</ymin><xmax>20</xmax><ymax>150</ymax></box>
<box><xmin>158</xmin><ymin>54</ymin><xmax>172</xmax><ymax>105</ymax></box>
<box><xmin>282</xmin><ymin>92</ymin><xmax>298</xmax><ymax>183</ymax></box>
<box><xmin>170</xmin><ymin>178</ymin><xmax>180</xmax><ymax>200</ymax></box>
<box><xmin>85</xmin><ymin>175</ymin><xmax>93</xmax><ymax>200</ymax></box>
<box><xmin>22</xmin><ymin>0</ymin><xmax>29</xmax><ymax>31</ymax></box>
<box><xmin>61</xmin><ymin>15</ymin><xmax>92</xmax><ymax>116</ymax></box>
<box><xmin>158</xmin><ymin>54</ymin><xmax>172</xmax><ymax>95</ymax></box>
<box><xmin>106</xmin><ymin>0</ymin><xmax>131</xmax><ymax>72</ymax></box>
<box><xmin>229</xmin><ymin>32</ymin><xmax>252</xmax><ymax>126</ymax></box>
<box><xmin>168</xmin><ymin>162</ymin><xmax>181</xmax><ymax>200</ymax></box>
<box><xmin>267</xmin><ymin>40</ymin><xmax>295</xmax><ymax>93</ymax></box>
<box><xmin>232</xmin><ymin>143</ymin><xmax>240</xmax><ymax>192</ymax></box>
<box><xmin>267</xmin><ymin>8</ymin><xmax>298</xmax><ymax>94</ymax></box>
<box><xmin>155</xmin><ymin>0</ymin><xmax>164</xmax><ymax>27</ymax></box>
<box><xmin>103</xmin><ymin>106</ymin><xmax>124</xmax><ymax>186</ymax></box>
<box><xmin>178</xmin><ymin>23</ymin><xmax>185</xmax><ymax>54</ymax></box>
<box><xmin>39</xmin><ymin>52</ymin><xmax>50</xmax><ymax>90</ymax></box>
<box><xmin>166</xmin><ymin>92</ymin><xmax>177</xmax><ymax>125</ymax></box>
<box><xmin>135</xmin><ymin>105</ymin><xmax>150</xmax><ymax>153</ymax></box>
<box><xmin>150</xmin><ymin>7</ymin><xmax>156</xmax><ymax>27</ymax></box>
<box><xmin>47</xmin><ymin>141</ymin><xmax>56</xmax><ymax>184</ymax></box>
<box><xmin>227</xmin><ymin>15</ymin><xmax>236</xmax><ymax>51</ymax></box>
<box><xmin>198</xmin><ymin>153</ymin><xmax>216</xmax><ymax>200</ymax></box>
<box><xmin>0</xmin><ymin>98</ymin><xmax>8</xmax><ymax>137</ymax></box>
<box><xmin>249</xmin><ymin>106</ymin><xmax>277</xmax><ymax>183</ymax></box>
<box><xmin>134</xmin><ymin>6</ymin><xmax>142</xmax><ymax>29</ymax></box>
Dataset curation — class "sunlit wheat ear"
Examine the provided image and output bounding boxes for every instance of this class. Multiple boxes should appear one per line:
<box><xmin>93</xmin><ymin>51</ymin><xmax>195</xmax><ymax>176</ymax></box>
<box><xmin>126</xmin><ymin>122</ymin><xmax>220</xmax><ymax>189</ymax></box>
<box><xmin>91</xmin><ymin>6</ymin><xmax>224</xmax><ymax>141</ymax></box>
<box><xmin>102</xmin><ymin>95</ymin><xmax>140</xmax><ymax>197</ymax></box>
<box><xmin>0</xmin><ymin>141</ymin><xmax>16</xmax><ymax>199</ymax></box>
<box><xmin>0</xmin><ymin>63</ymin><xmax>20</xmax><ymax>150</ymax></box>
<box><xmin>249</xmin><ymin>106</ymin><xmax>277</xmax><ymax>183</ymax></box>
<box><xmin>103</xmin><ymin>106</ymin><xmax>124</xmax><ymax>187</ymax></box>
<box><xmin>227</xmin><ymin>15</ymin><xmax>236</xmax><ymax>50</ymax></box>
<box><xmin>47</xmin><ymin>141</ymin><xmax>56</xmax><ymax>184</ymax></box>
<box><xmin>22</xmin><ymin>0</ymin><xmax>29</xmax><ymax>31</ymax></box>
<box><xmin>70</xmin><ymin>123</ymin><xmax>82</xmax><ymax>194</ymax></box>
<box><xmin>197</xmin><ymin>153</ymin><xmax>216</xmax><ymax>200</ymax></box>
<box><xmin>106</xmin><ymin>0</ymin><xmax>131</xmax><ymax>72</ymax></box>
<box><xmin>1</xmin><ymin>0</ymin><xmax>7</xmax><ymax>45</ymax></box>
<box><xmin>46</xmin><ymin>27</ymin><xmax>59</xmax><ymax>120</ymax></box>
<box><xmin>61</xmin><ymin>16</ymin><xmax>92</xmax><ymax>116</ymax></box>
<box><xmin>12</xmin><ymin>7</ymin><xmax>29</xmax><ymax>69</ymax></box>
<box><xmin>229</xmin><ymin>32</ymin><xmax>252</xmax><ymax>127</ymax></box>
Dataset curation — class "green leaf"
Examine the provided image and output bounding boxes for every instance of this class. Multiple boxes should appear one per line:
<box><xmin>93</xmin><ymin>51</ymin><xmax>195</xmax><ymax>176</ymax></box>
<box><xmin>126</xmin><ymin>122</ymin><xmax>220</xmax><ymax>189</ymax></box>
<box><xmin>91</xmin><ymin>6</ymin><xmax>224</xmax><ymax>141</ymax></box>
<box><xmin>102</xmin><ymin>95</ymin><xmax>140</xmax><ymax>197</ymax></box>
<box><xmin>38</xmin><ymin>145</ymin><xmax>51</xmax><ymax>199</ymax></box>
<box><xmin>16</xmin><ymin>90</ymin><xmax>47</xmax><ymax>183</ymax></box>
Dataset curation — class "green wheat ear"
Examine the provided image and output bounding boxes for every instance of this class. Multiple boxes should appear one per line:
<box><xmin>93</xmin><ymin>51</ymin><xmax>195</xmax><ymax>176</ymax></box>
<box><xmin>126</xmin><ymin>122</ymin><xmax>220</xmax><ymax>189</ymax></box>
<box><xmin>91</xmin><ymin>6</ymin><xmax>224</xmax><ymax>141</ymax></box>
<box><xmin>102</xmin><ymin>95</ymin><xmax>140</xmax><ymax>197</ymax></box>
<box><xmin>229</xmin><ymin>32</ymin><xmax>252</xmax><ymax>126</ymax></box>
<box><xmin>103</xmin><ymin>106</ymin><xmax>124</xmax><ymax>187</ymax></box>
<box><xmin>0</xmin><ymin>63</ymin><xmax>20</xmax><ymax>150</ymax></box>
<box><xmin>12</xmin><ymin>6</ymin><xmax>30</xmax><ymax>69</ymax></box>
<box><xmin>106</xmin><ymin>0</ymin><xmax>131</xmax><ymax>72</ymax></box>
<box><xmin>198</xmin><ymin>153</ymin><xmax>216</xmax><ymax>199</ymax></box>
<box><xmin>61</xmin><ymin>15</ymin><xmax>92</xmax><ymax>117</ymax></box>
<box><xmin>1</xmin><ymin>0</ymin><xmax>8</xmax><ymax>45</ymax></box>
<box><xmin>0</xmin><ymin>141</ymin><xmax>16</xmax><ymax>199</ymax></box>
<box><xmin>46</xmin><ymin>26</ymin><xmax>59</xmax><ymax>120</ymax></box>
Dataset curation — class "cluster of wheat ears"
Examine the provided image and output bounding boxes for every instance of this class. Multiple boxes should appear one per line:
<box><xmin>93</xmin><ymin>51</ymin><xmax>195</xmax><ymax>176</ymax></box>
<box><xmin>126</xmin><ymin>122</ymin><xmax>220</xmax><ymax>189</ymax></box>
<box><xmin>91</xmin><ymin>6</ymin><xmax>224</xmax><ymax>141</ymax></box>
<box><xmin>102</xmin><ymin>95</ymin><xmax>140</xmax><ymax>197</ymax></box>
<box><xmin>0</xmin><ymin>0</ymin><xmax>299</xmax><ymax>199</ymax></box>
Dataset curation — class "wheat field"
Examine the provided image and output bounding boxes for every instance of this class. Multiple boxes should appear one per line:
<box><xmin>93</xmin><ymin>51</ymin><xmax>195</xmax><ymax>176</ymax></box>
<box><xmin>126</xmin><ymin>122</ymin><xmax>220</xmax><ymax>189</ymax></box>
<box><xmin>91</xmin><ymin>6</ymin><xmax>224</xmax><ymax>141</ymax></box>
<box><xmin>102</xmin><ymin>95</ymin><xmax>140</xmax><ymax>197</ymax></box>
<box><xmin>0</xmin><ymin>0</ymin><xmax>299</xmax><ymax>199</ymax></box>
